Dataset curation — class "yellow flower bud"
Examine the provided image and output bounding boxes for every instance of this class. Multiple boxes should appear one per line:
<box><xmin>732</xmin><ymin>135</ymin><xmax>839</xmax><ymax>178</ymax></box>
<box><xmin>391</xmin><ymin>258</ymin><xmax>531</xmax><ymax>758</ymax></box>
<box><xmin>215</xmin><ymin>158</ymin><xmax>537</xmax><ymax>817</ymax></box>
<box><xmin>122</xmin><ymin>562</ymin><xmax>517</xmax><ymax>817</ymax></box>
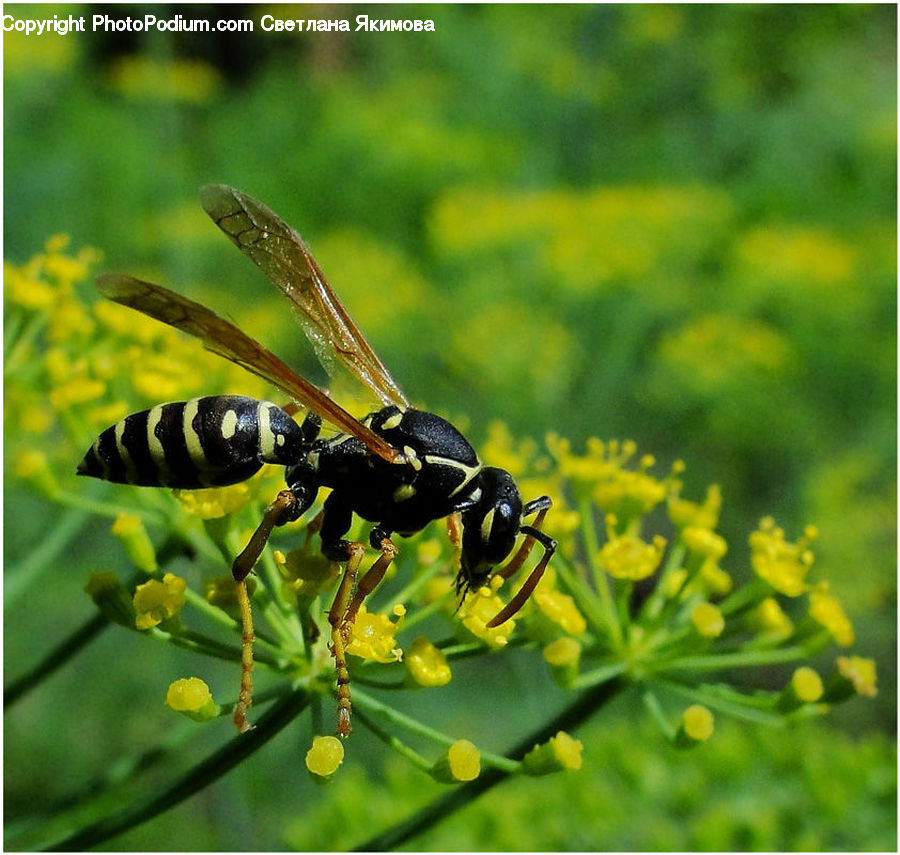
<box><xmin>749</xmin><ymin>517</ymin><xmax>815</xmax><ymax>596</ymax></box>
<box><xmin>133</xmin><ymin>573</ymin><xmax>187</xmax><ymax>630</ymax></box>
<box><xmin>522</xmin><ymin>731</ymin><xmax>583</xmax><ymax>775</ymax></box>
<box><xmin>431</xmin><ymin>739</ymin><xmax>481</xmax><ymax>783</ymax></box>
<box><xmin>305</xmin><ymin>736</ymin><xmax>345</xmax><ymax>779</ymax></box>
<box><xmin>111</xmin><ymin>513</ymin><xmax>157</xmax><ymax>574</ymax></box>
<box><xmin>542</xmin><ymin>637</ymin><xmax>581</xmax><ymax>688</ymax></box>
<box><xmin>827</xmin><ymin>656</ymin><xmax>878</xmax><ymax>701</ymax></box>
<box><xmin>165</xmin><ymin>678</ymin><xmax>219</xmax><ymax>722</ymax></box>
<box><xmin>677</xmin><ymin>705</ymin><xmax>714</xmax><ymax>746</ymax></box>
<box><xmin>791</xmin><ymin>667</ymin><xmax>824</xmax><ymax>703</ymax></box>
<box><xmin>808</xmin><ymin>582</ymin><xmax>854</xmax><ymax>646</ymax></box>
<box><xmin>691</xmin><ymin>602</ymin><xmax>725</xmax><ymax>638</ymax></box>
<box><xmin>406</xmin><ymin>637</ymin><xmax>452</xmax><ymax>687</ymax></box>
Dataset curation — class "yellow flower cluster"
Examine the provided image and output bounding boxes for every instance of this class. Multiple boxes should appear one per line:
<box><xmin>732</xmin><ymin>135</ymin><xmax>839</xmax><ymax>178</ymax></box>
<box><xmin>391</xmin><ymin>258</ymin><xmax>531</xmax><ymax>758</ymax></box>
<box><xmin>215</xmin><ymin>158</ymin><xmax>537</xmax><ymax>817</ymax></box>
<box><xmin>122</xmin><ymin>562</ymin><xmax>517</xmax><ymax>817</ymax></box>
<box><xmin>735</xmin><ymin>226</ymin><xmax>856</xmax><ymax>289</ymax></box>
<box><xmin>133</xmin><ymin>573</ymin><xmax>187</xmax><ymax>630</ymax></box>
<box><xmin>808</xmin><ymin>582</ymin><xmax>854</xmax><ymax>646</ymax></box>
<box><xmin>429</xmin><ymin>184</ymin><xmax>733</xmax><ymax>296</ymax></box>
<box><xmin>108</xmin><ymin>56</ymin><xmax>221</xmax><ymax>103</ymax></box>
<box><xmin>346</xmin><ymin>605</ymin><xmax>405</xmax><ymax>663</ymax></box>
<box><xmin>597</xmin><ymin>518</ymin><xmax>666</xmax><ymax>581</ymax></box>
<box><xmin>456</xmin><ymin>583</ymin><xmax>516</xmax><ymax>648</ymax></box>
<box><xmin>526</xmin><ymin>567</ymin><xmax>587</xmax><ymax>636</ymax></box>
<box><xmin>174</xmin><ymin>484</ymin><xmax>253</xmax><ymax>520</ymax></box>
<box><xmin>656</xmin><ymin>314</ymin><xmax>790</xmax><ymax>393</ymax></box>
<box><xmin>547</xmin><ymin>435</ymin><xmax>673</xmax><ymax>527</ymax></box>
<box><xmin>749</xmin><ymin>518</ymin><xmax>817</xmax><ymax>597</ymax></box>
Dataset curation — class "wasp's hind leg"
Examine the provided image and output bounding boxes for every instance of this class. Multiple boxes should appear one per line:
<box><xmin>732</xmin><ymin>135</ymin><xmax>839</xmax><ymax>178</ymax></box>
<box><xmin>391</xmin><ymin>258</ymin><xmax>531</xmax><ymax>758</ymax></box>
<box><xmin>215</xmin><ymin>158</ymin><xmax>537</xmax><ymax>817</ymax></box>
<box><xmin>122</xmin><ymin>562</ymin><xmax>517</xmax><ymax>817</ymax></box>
<box><xmin>231</xmin><ymin>480</ymin><xmax>317</xmax><ymax>733</ymax></box>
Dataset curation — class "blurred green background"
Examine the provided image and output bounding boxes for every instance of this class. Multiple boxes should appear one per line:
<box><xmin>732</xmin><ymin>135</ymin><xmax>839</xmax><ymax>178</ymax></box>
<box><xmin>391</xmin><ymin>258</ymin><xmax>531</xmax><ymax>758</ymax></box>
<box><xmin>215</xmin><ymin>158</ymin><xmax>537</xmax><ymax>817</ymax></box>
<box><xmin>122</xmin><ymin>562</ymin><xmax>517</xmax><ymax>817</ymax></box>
<box><xmin>4</xmin><ymin>3</ymin><xmax>895</xmax><ymax>850</ymax></box>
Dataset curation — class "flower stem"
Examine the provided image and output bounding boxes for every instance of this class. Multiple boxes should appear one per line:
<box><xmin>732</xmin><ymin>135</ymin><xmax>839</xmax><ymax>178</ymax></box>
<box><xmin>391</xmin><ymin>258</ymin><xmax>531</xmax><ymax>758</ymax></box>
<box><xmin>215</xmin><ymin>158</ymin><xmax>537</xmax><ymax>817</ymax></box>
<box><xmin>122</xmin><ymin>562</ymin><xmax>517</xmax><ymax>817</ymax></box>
<box><xmin>45</xmin><ymin>684</ymin><xmax>310</xmax><ymax>851</ymax></box>
<box><xmin>352</xmin><ymin>675</ymin><xmax>628</xmax><ymax>852</ymax></box>
<box><xmin>4</xmin><ymin>613</ymin><xmax>110</xmax><ymax>708</ymax></box>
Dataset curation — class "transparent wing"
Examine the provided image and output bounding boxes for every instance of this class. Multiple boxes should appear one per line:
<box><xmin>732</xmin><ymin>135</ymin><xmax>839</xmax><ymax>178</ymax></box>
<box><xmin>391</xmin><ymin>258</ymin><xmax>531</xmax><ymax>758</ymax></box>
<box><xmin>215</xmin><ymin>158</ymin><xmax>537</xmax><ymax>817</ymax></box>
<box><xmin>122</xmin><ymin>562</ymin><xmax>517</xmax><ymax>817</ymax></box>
<box><xmin>95</xmin><ymin>273</ymin><xmax>405</xmax><ymax>464</ymax></box>
<box><xmin>199</xmin><ymin>184</ymin><xmax>409</xmax><ymax>410</ymax></box>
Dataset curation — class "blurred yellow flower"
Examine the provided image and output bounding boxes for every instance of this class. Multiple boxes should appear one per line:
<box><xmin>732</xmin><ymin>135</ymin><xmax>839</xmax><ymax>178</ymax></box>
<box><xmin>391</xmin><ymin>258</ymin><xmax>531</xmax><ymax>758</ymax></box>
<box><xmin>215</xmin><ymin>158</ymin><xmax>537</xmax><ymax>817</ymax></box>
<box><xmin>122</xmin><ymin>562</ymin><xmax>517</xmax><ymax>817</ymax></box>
<box><xmin>681</xmin><ymin>705</ymin><xmax>714</xmax><ymax>742</ymax></box>
<box><xmin>808</xmin><ymin>582</ymin><xmax>854</xmax><ymax>646</ymax></box>
<box><xmin>133</xmin><ymin>574</ymin><xmax>187</xmax><ymax>630</ymax></box>
<box><xmin>835</xmin><ymin>655</ymin><xmax>877</xmax><ymax>698</ymax></box>
<box><xmin>791</xmin><ymin>667</ymin><xmax>824</xmax><ymax>703</ymax></box>
<box><xmin>174</xmin><ymin>484</ymin><xmax>252</xmax><ymax>519</ymax></box>
<box><xmin>750</xmin><ymin>518</ymin><xmax>816</xmax><ymax>597</ymax></box>
<box><xmin>691</xmin><ymin>602</ymin><xmax>725</xmax><ymax>638</ymax></box>
<box><xmin>598</xmin><ymin>521</ymin><xmax>666</xmax><ymax>582</ymax></box>
<box><xmin>108</xmin><ymin>56</ymin><xmax>221</xmax><ymax>103</ymax></box>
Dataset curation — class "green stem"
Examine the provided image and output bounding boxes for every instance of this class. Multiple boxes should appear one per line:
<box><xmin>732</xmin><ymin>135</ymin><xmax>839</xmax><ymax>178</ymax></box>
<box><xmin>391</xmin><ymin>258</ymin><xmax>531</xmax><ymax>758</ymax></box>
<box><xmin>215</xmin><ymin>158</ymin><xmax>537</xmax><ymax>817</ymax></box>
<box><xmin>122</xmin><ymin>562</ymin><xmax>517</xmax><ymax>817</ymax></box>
<box><xmin>551</xmin><ymin>551</ymin><xmax>610</xmax><ymax>638</ymax></box>
<box><xmin>352</xmin><ymin>708</ymin><xmax>435</xmax><ymax>774</ymax></box>
<box><xmin>352</xmin><ymin>675</ymin><xmax>629</xmax><ymax>852</ymax></box>
<box><xmin>147</xmin><ymin>627</ymin><xmax>282</xmax><ymax>669</ymax></box>
<box><xmin>578</xmin><ymin>499</ymin><xmax>621</xmax><ymax>644</ymax></box>
<box><xmin>570</xmin><ymin>661</ymin><xmax>628</xmax><ymax>691</ymax></box>
<box><xmin>641</xmin><ymin>688</ymin><xmax>677</xmax><ymax>740</ymax></box>
<box><xmin>46</xmin><ymin>684</ymin><xmax>311</xmax><ymax>851</ymax></box>
<box><xmin>651</xmin><ymin>677</ymin><xmax>785</xmax><ymax>726</ymax></box>
<box><xmin>718</xmin><ymin>577</ymin><xmax>771</xmax><ymax>617</ymax></box>
<box><xmin>5</xmin><ymin>505</ymin><xmax>93</xmax><ymax>607</ymax></box>
<box><xmin>352</xmin><ymin>687</ymin><xmax>520</xmax><ymax>774</ymax></box>
<box><xmin>656</xmin><ymin>645</ymin><xmax>811</xmax><ymax>672</ymax></box>
<box><xmin>4</xmin><ymin>614</ymin><xmax>110</xmax><ymax>708</ymax></box>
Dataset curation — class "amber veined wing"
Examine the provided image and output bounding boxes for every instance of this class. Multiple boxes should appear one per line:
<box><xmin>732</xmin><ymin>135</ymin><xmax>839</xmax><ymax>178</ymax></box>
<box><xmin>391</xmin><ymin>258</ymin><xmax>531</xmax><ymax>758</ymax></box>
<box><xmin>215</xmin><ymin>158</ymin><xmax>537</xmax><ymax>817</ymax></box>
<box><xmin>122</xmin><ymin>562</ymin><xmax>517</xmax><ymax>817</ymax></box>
<box><xmin>199</xmin><ymin>184</ymin><xmax>410</xmax><ymax>411</ymax></box>
<box><xmin>95</xmin><ymin>273</ymin><xmax>406</xmax><ymax>465</ymax></box>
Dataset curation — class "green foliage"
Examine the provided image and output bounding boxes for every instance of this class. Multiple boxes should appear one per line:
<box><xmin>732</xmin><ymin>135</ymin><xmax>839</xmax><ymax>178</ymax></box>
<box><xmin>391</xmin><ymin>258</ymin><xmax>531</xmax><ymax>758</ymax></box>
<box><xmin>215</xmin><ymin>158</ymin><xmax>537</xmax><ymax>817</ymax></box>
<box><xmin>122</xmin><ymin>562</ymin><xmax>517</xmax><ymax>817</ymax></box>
<box><xmin>282</xmin><ymin>717</ymin><xmax>896</xmax><ymax>851</ymax></box>
<box><xmin>4</xmin><ymin>4</ymin><xmax>895</xmax><ymax>851</ymax></box>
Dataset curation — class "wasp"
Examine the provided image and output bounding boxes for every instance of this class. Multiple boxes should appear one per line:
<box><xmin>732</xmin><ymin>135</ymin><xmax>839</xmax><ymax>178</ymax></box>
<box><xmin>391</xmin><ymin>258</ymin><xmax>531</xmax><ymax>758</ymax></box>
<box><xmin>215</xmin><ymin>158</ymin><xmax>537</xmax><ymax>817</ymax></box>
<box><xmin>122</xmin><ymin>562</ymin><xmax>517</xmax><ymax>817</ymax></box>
<box><xmin>77</xmin><ymin>185</ymin><xmax>556</xmax><ymax>737</ymax></box>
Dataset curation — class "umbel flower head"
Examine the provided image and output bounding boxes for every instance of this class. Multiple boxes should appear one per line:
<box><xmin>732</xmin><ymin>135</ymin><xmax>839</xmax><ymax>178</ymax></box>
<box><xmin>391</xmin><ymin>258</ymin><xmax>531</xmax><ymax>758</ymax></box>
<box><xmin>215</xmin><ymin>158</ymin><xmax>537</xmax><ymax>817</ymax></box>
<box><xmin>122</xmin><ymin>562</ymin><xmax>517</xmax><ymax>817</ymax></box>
<box><xmin>5</xmin><ymin>238</ymin><xmax>875</xmax><ymax>788</ymax></box>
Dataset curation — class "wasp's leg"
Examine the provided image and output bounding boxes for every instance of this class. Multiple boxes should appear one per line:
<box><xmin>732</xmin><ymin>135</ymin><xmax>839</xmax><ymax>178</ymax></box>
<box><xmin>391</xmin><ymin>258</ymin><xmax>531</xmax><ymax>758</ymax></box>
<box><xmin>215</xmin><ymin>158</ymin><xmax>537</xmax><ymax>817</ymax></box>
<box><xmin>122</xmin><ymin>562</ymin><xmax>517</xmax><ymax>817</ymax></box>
<box><xmin>233</xmin><ymin>578</ymin><xmax>256</xmax><ymax>733</ymax></box>
<box><xmin>232</xmin><ymin>488</ymin><xmax>310</xmax><ymax>581</ymax></box>
<box><xmin>447</xmin><ymin>511</ymin><xmax>463</xmax><ymax>555</ymax></box>
<box><xmin>318</xmin><ymin>500</ymin><xmax>400</xmax><ymax>736</ymax></box>
<box><xmin>330</xmin><ymin>535</ymin><xmax>398</xmax><ymax>737</ymax></box>
<box><xmin>327</xmin><ymin>541</ymin><xmax>366</xmax><ymax>738</ymax></box>
<box><xmin>230</xmin><ymin>484</ymin><xmax>316</xmax><ymax>733</ymax></box>
<box><xmin>341</xmin><ymin>528</ymin><xmax>398</xmax><ymax>633</ymax></box>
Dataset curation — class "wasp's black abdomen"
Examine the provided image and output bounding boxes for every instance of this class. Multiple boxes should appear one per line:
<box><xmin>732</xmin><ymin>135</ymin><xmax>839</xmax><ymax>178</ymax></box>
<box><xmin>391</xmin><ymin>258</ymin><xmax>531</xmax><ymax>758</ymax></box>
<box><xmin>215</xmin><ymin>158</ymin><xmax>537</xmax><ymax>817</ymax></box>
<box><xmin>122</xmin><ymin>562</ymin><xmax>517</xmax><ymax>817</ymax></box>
<box><xmin>77</xmin><ymin>395</ymin><xmax>304</xmax><ymax>488</ymax></box>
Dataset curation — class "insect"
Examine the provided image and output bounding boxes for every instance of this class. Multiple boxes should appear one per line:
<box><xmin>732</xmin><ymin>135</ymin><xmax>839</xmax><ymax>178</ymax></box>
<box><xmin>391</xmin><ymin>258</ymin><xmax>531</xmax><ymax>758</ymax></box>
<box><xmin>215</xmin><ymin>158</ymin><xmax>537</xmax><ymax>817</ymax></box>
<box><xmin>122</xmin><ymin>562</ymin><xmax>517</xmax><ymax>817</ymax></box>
<box><xmin>77</xmin><ymin>185</ymin><xmax>557</xmax><ymax>737</ymax></box>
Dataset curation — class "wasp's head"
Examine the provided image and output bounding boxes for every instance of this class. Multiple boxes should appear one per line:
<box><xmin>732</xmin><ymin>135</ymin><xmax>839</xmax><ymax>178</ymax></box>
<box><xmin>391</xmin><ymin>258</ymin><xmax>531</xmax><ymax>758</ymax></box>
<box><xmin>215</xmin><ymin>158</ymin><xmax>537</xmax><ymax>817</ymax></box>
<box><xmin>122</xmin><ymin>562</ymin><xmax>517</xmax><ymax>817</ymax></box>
<box><xmin>457</xmin><ymin>466</ymin><xmax>523</xmax><ymax>595</ymax></box>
